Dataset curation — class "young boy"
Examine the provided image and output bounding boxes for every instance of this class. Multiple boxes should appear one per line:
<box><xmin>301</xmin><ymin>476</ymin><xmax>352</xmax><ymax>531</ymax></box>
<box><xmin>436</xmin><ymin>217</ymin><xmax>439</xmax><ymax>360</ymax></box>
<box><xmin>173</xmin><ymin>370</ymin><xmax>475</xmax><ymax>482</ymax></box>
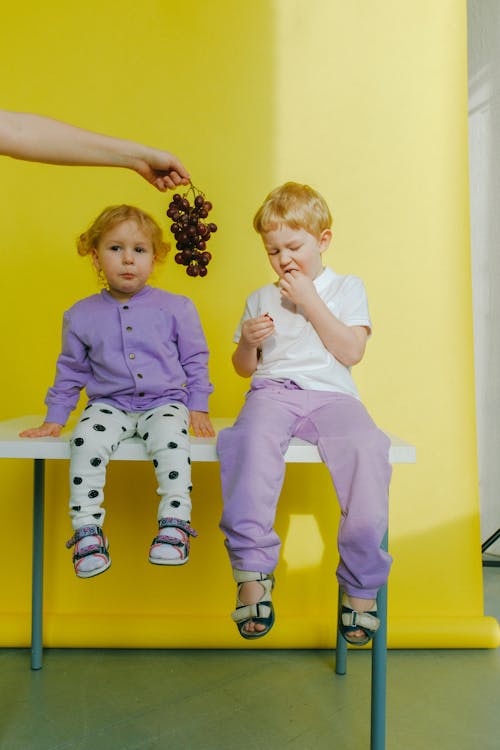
<box><xmin>217</xmin><ymin>182</ymin><xmax>392</xmax><ymax>643</ymax></box>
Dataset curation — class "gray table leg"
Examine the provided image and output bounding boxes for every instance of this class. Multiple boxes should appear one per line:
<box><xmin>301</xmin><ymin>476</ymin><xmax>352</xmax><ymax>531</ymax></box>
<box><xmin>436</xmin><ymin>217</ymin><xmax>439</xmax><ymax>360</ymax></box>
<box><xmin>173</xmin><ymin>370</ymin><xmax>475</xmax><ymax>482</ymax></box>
<box><xmin>335</xmin><ymin>529</ymin><xmax>388</xmax><ymax>750</ymax></box>
<box><xmin>370</xmin><ymin>529</ymin><xmax>388</xmax><ymax>750</ymax></box>
<box><xmin>371</xmin><ymin>578</ymin><xmax>387</xmax><ymax>749</ymax></box>
<box><xmin>335</xmin><ymin>587</ymin><xmax>347</xmax><ymax>675</ymax></box>
<box><xmin>31</xmin><ymin>458</ymin><xmax>44</xmax><ymax>670</ymax></box>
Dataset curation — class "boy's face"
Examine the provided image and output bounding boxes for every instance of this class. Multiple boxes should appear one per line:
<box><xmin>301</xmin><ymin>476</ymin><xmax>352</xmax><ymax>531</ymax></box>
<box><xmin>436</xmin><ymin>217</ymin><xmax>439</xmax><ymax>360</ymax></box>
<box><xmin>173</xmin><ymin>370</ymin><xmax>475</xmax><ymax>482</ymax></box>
<box><xmin>261</xmin><ymin>224</ymin><xmax>331</xmax><ymax>281</ymax></box>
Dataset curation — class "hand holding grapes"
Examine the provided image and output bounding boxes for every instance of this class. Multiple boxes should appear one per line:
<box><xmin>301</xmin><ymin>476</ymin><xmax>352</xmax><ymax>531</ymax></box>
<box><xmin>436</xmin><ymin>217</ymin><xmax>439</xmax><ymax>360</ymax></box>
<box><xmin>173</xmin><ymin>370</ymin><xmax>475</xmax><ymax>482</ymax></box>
<box><xmin>240</xmin><ymin>314</ymin><xmax>275</xmax><ymax>349</ymax></box>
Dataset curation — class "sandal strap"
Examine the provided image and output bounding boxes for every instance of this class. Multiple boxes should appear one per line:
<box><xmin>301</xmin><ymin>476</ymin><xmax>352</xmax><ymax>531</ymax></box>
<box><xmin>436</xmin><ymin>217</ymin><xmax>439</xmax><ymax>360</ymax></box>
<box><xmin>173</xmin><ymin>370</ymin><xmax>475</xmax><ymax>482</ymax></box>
<box><xmin>232</xmin><ymin>601</ymin><xmax>273</xmax><ymax>623</ymax></box>
<box><xmin>73</xmin><ymin>542</ymin><xmax>109</xmax><ymax>562</ymax></box>
<box><xmin>66</xmin><ymin>525</ymin><xmax>104</xmax><ymax>549</ymax></box>
<box><xmin>158</xmin><ymin>517</ymin><xmax>198</xmax><ymax>538</ymax></box>
<box><xmin>151</xmin><ymin>533</ymin><xmax>187</xmax><ymax>547</ymax></box>
<box><xmin>340</xmin><ymin>608</ymin><xmax>380</xmax><ymax>633</ymax></box>
<box><xmin>232</xmin><ymin>569</ymin><xmax>273</xmax><ymax>584</ymax></box>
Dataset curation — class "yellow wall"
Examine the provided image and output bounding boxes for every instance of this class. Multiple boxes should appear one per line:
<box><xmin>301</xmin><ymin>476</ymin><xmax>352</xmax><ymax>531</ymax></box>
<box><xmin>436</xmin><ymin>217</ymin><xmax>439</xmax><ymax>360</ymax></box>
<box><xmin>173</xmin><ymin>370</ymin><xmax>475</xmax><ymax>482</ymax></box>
<box><xmin>1</xmin><ymin>0</ymin><xmax>498</xmax><ymax>648</ymax></box>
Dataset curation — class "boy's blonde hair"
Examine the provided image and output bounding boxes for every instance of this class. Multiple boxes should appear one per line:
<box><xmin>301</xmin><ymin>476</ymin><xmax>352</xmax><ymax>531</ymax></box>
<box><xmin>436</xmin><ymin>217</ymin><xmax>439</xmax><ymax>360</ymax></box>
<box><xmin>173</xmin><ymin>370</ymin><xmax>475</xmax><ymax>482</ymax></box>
<box><xmin>253</xmin><ymin>182</ymin><xmax>332</xmax><ymax>238</ymax></box>
<box><xmin>77</xmin><ymin>204</ymin><xmax>170</xmax><ymax>261</ymax></box>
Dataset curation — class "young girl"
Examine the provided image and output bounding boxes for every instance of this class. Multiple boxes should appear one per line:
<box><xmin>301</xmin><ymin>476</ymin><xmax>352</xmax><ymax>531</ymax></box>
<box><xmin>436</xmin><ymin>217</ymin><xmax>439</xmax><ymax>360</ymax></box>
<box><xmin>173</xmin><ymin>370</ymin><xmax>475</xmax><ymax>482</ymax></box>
<box><xmin>21</xmin><ymin>204</ymin><xmax>214</xmax><ymax>578</ymax></box>
<box><xmin>217</xmin><ymin>182</ymin><xmax>392</xmax><ymax>644</ymax></box>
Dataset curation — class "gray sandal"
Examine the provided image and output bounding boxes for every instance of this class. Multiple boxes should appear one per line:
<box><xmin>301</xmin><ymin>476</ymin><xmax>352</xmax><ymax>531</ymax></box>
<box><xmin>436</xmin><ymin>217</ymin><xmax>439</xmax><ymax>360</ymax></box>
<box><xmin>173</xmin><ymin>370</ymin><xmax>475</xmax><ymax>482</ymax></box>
<box><xmin>66</xmin><ymin>525</ymin><xmax>111</xmax><ymax>579</ymax></box>
<box><xmin>148</xmin><ymin>517</ymin><xmax>198</xmax><ymax>566</ymax></box>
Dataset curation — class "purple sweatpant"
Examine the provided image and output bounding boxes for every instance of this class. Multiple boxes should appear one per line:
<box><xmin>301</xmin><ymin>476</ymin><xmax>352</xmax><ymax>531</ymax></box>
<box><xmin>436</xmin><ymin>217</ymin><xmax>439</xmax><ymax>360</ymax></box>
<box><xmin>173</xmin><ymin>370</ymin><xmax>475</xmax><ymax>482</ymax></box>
<box><xmin>217</xmin><ymin>379</ymin><xmax>392</xmax><ymax>599</ymax></box>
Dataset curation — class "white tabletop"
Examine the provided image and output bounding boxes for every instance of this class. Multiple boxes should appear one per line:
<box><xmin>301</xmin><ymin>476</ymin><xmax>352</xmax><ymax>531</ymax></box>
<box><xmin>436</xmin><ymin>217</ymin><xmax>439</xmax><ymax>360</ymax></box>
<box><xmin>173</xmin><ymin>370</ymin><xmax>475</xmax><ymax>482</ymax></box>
<box><xmin>0</xmin><ymin>416</ymin><xmax>416</xmax><ymax>464</ymax></box>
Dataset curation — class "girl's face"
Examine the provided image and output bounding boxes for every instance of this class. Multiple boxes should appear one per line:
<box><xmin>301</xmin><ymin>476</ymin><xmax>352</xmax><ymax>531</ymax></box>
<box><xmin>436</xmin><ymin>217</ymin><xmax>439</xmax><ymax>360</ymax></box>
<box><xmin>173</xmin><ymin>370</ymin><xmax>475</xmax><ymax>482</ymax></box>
<box><xmin>261</xmin><ymin>224</ymin><xmax>331</xmax><ymax>281</ymax></box>
<box><xmin>92</xmin><ymin>220</ymin><xmax>155</xmax><ymax>301</ymax></box>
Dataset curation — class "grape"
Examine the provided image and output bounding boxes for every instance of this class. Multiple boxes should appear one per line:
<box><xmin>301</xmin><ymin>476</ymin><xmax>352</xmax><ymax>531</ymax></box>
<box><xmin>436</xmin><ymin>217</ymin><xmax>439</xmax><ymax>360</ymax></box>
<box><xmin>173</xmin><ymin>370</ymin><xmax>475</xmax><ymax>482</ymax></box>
<box><xmin>167</xmin><ymin>182</ymin><xmax>217</xmax><ymax>278</ymax></box>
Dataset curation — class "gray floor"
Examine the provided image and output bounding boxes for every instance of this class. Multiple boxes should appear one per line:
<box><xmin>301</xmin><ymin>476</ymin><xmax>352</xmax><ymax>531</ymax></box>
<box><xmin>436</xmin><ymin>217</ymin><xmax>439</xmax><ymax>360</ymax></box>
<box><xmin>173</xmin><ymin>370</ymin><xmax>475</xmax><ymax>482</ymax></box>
<box><xmin>1</xmin><ymin>567</ymin><xmax>499</xmax><ymax>750</ymax></box>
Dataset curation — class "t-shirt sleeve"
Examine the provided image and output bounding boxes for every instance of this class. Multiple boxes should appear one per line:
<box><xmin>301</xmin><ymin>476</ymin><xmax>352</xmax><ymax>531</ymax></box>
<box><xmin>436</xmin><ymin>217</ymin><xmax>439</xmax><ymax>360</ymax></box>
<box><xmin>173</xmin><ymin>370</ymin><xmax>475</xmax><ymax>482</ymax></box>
<box><xmin>338</xmin><ymin>276</ymin><xmax>372</xmax><ymax>334</ymax></box>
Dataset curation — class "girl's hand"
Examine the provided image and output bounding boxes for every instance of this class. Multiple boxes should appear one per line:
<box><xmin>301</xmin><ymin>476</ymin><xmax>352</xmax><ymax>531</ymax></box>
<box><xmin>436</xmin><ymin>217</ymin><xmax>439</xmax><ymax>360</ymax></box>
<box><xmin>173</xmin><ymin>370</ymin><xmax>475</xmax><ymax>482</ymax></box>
<box><xmin>189</xmin><ymin>411</ymin><xmax>215</xmax><ymax>437</ymax></box>
<box><xmin>240</xmin><ymin>314</ymin><xmax>275</xmax><ymax>348</ymax></box>
<box><xmin>19</xmin><ymin>422</ymin><xmax>64</xmax><ymax>438</ymax></box>
<box><xmin>279</xmin><ymin>270</ymin><xmax>318</xmax><ymax>307</ymax></box>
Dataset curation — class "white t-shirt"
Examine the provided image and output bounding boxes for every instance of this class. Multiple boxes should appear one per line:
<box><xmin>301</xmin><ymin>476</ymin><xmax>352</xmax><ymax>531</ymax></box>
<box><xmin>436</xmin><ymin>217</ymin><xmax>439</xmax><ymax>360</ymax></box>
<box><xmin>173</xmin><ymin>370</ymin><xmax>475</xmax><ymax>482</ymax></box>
<box><xmin>234</xmin><ymin>267</ymin><xmax>371</xmax><ymax>399</ymax></box>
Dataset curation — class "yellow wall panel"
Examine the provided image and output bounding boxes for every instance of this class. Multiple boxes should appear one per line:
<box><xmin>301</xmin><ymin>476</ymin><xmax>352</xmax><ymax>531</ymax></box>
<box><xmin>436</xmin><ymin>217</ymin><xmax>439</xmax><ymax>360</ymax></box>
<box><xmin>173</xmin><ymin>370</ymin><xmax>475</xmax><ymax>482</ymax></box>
<box><xmin>1</xmin><ymin>0</ymin><xmax>497</xmax><ymax>649</ymax></box>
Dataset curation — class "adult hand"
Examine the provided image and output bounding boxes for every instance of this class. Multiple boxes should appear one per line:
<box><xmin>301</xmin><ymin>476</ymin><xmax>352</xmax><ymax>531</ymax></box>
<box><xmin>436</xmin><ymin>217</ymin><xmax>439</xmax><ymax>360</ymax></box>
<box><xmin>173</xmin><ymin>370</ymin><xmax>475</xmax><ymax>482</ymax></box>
<box><xmin>132</xmin><ymin>146</ymin><xmax>190</xmax><ymax>191</ymax></box>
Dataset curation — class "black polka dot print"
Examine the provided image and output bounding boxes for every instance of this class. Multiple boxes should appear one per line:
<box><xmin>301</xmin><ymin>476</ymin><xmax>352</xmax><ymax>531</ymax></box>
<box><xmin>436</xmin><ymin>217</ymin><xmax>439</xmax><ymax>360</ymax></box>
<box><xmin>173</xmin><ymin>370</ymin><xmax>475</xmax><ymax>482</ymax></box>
<box><xmin>167</xmin><ymin>442</ymin><xmax>178</xmax><ymax>449</ymax></box>
<box><xmin>88</xmin><ymin>490</ymin><xmax>99</xmax><ymax>499</ymax></box>
<box><xmin>74</xmin><ymin>438</ymin><xmax>84</xmax><ymax>447</ymax></box>
<box><xmin>73</xmin><ymin>477</ymin><xmax>83</xmax><ymax>485</ymax></box>
<box><xmin>169</xmin><ymin>471</ymin><xmax>179</xmax><ymax>480</ymax></box>
<box><xmin>90</xmin><ymin>458</ymin><xmax>102</xmax><ymax>467</ymax></box>
<box><xmin>93</xmin><ymin>424</ymin><xmax>106</xmax><ymax>432</ymax></box>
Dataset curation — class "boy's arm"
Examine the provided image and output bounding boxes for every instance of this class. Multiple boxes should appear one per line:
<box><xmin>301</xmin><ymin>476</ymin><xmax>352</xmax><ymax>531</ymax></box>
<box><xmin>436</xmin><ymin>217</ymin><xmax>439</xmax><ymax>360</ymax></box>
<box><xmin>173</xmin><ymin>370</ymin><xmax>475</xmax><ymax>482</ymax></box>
<box><xmin>232</xmin><ymin>314</ymin><xmax>275</xmax><ymax>377</ymax></box>
<box><xmin>279</xmin><ymin>271</ymin><xmax>368</xmax><ymax>367</ymax></box>
<box><xmin>303</xmin><ymin>299</ymin><xmax>368</xmax><ymax>366</ymax></box>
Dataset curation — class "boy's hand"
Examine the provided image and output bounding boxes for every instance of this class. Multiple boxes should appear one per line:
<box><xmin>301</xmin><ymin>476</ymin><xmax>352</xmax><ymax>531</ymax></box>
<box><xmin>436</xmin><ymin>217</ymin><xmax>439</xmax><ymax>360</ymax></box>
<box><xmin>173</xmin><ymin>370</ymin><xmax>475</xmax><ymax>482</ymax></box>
<box><xmin>189</xmin><ymin>411</ymin><xmax>215</xmax><ymax>437</ymax></box>
<box><xmin>279</xmin><ymin>270</ymin><xmax>319</xmax><ymax>308</ymax></box>
<box><xmin>19</xmin><ymin>422</ymin><xmax>64</xmax><ymax>438</ymax></box>
<box><xmin>240</xmin><ymin>314</ymin><xmax>275</xmax><ymax>347</ymax></box>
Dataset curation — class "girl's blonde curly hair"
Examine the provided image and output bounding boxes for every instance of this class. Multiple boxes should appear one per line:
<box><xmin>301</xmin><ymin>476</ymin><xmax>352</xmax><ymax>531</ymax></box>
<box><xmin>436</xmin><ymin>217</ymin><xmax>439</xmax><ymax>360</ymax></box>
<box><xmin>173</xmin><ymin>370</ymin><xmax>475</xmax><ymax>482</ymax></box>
<box><xmin>77</xmin><ymin>204</ymin><xmax>170</xmax><ymax>261</ymax></box>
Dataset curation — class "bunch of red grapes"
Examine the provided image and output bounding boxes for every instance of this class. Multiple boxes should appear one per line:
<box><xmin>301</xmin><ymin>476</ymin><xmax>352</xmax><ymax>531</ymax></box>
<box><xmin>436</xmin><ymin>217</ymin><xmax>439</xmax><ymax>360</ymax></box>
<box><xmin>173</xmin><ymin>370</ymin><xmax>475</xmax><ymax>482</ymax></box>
<box><xmin>166</xmin><ymin>184</ymin><xmax>217</xmax><ymax>277</ymax></box>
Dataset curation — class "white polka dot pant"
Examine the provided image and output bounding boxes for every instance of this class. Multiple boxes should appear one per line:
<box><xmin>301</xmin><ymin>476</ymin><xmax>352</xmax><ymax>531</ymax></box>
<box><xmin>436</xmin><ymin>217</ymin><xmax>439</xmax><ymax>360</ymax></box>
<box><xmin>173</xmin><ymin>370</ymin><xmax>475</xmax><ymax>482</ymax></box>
<box><xmin>68</xmin><ymin>402</ymin><xmax>192</xmax><ymax>530</ymax></box>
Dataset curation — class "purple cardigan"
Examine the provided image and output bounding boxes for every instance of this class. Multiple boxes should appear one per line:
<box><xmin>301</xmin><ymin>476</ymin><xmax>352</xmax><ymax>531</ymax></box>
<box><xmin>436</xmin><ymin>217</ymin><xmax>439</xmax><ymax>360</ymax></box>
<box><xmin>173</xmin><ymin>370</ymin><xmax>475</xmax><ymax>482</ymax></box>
<box><xmin>45</xmin><ymin>286</ymin><xmax>213</xmax><ymax>425</ymax></box>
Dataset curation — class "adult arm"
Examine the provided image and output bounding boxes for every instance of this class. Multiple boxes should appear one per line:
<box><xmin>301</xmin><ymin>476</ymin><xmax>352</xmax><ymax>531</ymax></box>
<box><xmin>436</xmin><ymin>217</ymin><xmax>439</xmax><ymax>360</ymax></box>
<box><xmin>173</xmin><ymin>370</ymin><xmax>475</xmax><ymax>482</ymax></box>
<box><xmin>0</xmin><ymin>110</ymin><xmax>190</xmax><ymax>191</ymax></box>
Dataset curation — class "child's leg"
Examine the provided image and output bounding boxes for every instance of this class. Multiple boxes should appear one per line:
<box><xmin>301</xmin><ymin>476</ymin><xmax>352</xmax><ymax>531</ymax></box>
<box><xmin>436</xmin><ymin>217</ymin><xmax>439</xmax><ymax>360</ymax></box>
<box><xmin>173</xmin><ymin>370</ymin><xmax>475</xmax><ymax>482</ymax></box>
<box><xmin>297</xmin><ymin>393</ymin><xmax>392</xmax><ymax>601</ymax></box>
<box><xmin>218</xmin><ymin>382</ymin><xmax>305</xmax><ymax>638</ymax></box>
<box><xmin>218</xmin><ymin>383</ymin><xmax>301</xmax><ymax>573</ymax></box>
<box><xmin>67</xmin><ymin>403</ymin><xmax>137</xmax><ymax>577</ymax></box>
<box><xmin>137</xmin><ymin>403</ymin><xmax>195</xmax><ymax>565</ymax></box>
<box><xmin>69</xmin><ymin>403</ymin><xmax>136</xmax><ymax>528</ymax></box>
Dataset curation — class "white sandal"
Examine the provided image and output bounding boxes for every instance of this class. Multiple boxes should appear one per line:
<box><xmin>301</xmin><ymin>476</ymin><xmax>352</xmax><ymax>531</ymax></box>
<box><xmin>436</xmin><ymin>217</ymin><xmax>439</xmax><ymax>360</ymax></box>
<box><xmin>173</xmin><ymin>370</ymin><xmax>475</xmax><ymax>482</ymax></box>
<box><xmin>231</xmin><ymin>569</ymin><xmax>275</xmax><ymax>640</ymax></box>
